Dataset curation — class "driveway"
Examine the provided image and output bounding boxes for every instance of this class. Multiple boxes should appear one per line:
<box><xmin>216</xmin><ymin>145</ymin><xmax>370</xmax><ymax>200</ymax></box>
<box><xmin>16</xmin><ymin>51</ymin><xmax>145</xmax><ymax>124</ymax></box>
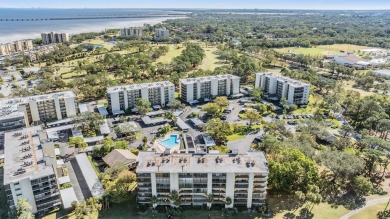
<box><xmin>339</xmin><ymin>197</ymin><xmax>389</xmax><ymax>219</ymax></box>
<box><xmin>227</xmin><ymin>130</ymin><xmax>263</xmax><ymax>153</ymax></box>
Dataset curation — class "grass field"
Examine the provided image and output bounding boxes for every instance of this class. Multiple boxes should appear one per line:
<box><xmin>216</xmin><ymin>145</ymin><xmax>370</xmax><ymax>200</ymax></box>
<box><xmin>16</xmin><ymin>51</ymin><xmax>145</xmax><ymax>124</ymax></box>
<box><xmin>154</xmin><ymin>44</ymin><xmax>184</xmax><ymax>64</ymax></box>
<box><xmin>349</xmin><ymin>202</ymin><xmax>388</xmax><ymax>219</ymax></box>
<box><xmin>227</xmin><ymin>134</ymin><xmax>245</xmax><ymax>141</ymax></box>
<box><xmin>201</xmin><ymin>46</ymin><xmax>225</xmax><ymax>71</ymax></box>
<box><xmin>275</xmin><ymin>44</ymin><xmax>375</xmax><ymax>57</ymax></box>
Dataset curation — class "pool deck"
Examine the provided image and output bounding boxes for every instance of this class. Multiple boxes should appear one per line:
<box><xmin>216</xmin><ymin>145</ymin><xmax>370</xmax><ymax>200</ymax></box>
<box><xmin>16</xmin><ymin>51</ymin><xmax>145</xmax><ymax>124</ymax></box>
<box><xmin>153</xmin><ymin>133</ymin><xmax>181</xmax><ymax>153</ymax></box>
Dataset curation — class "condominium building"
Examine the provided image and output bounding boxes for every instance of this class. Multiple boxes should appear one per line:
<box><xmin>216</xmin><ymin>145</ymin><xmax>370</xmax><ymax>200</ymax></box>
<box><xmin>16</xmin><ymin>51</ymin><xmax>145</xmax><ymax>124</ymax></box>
<box><xmin>0</xmin><ymin>40</ymin><xmax>33</xmax><ymax>55</ymax></box>
<box><xmin>0</xmin><ymin>91</ymin><xmax>78</xmax><ymax>128</ymax></box>
<box><xmin>155</xmin><ymin>28</ymin><xmax>170</xmax><ymax>38</ymax></box>
<box><xmin>107</xmin><ymin>81</ymin><xmax>175</xmax><ymax>114</ymax></box>
<box><xmin>255</xmin><ymin>72</ymin><xmax>310</xmax><ymax>105</ymax></box>
<box><xmin>41</xmin><ymin>32</ymin><xmax>70</xmax><ymax>45</ymax></box>
<box><xmin>180</xmin><ymin>74</ymin><xmax>241</xmax><ymax>104</ymax></box>
<box><xmin>136</xmin><ymin>152</ymin><xmax>268</xmax><ymax>208</ymax></box>
<box><xmin>3</xmin><ymin>126</ymin><xmax>61</xmax><ymax>215</ymax></box>
<box><xmin>121</xmin><ymin>27</ymin><xmax>143</xmax><ymax>37</ymax></box>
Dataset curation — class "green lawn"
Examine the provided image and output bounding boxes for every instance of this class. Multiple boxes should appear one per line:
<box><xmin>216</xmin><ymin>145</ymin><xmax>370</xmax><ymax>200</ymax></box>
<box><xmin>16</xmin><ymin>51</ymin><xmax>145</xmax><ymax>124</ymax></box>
<box><xmin>272</xmin><ymin>202</ymin><xmax>349</xmax><ymax>219</ymax></box>
<box><xmin>227</xmin><ymin>134</ymin><xmax>245</xmax><ymax>141</ymax></box>
<box><xmin>275</xmin><ymin>44</ymin><xmax>375</xmax><ymax>57</ymax></box>
<box><xmin>201</xmin><ymin>46</ymin><xmax>225</xmax><ymax>71</ymax></box>
<box><xmin>154</xmin><ymin>44</ymin><xmax>184</xmax><ymax>64</ymax></box>
<box><xmin>293</xmin><ymin>94</ymin><xmax>323</xmax><ymax>115</ymax></box>
<box><xmin>350</xmin><ymin>202</ymin><xmax>388</xmax><ymax>219</ymax></box>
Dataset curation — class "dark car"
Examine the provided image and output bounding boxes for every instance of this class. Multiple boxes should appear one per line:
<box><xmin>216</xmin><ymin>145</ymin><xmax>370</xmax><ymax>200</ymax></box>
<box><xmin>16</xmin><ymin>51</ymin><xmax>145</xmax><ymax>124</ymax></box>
<box><xmin>253</xmin><ymin>135</ymin><xmax>264</xmax><ymax>143</ymax></box>
<box><xmin>221</xmin><ymin>115</ymin><xmax>228</xmax><ymax>120</ymax></box>
<box><xmin>287</xmin><ymin>120</ymin><xmax>297</xmax><ymax>125</ymax></box>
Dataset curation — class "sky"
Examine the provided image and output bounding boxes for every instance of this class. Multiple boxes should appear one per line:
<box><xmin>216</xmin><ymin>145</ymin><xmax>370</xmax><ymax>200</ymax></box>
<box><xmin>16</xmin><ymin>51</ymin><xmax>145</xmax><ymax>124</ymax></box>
<box><xmin>0</xmin><ymin>0</ymin><xmax>389</xmax><ymax>10</ymax></box>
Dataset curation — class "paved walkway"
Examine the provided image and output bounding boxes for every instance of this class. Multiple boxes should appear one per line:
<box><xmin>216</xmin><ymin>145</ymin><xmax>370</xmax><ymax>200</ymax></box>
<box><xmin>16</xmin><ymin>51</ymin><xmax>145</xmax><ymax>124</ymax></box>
<box><xmin>339</xmin><ymin>197</ymin><xmax>389</xmax><ymax>219</ymax></box>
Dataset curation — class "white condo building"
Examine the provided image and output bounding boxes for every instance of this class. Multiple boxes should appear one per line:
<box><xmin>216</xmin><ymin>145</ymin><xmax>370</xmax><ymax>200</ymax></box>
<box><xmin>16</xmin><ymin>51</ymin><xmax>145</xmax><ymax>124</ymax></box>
<box><xmin>3</xmin><ymin>126</ymin><xmax>61</xmax><ymax>215</ymax></box>
<box><xmin>180</xmin><ymin>74</ymin><xmax>241</xmax><ymax>104</ymax></box>
<box><xmin>107</xmin><ymin>81</ymin><xmax>175</xmax><ymax>114</ymax></box>
<box><xmin>0</xmin><ymin>40</ymin><xmax>33</xmax><ymax>55</ymax></box>
<box><xmin>121</xmin><ymin>27</ymin><xmax>143</xmax><ymax>37</ymax></box>
<box><xmin>41</xmin><ymin>32</ymin><xmax>70</xmax><ymax>45</ymax></box>
<box><xmin>0</xmin><ymin>91</ymin><xmax>78</xmax><ymax>127</ymax></box>
<box><xmin>155</xmin><ymin>29</ymin><xmax>170</xmax><ymax>38</ymax></box>
<box><xmin>136</xmin><ymin>152</ymin><xmax>268</xmax><ymax>208</ymax></box>
<box><xmin>255</xmin><ymin>72</ymin><xmax>310</xmax><ymax>105</ymax></box>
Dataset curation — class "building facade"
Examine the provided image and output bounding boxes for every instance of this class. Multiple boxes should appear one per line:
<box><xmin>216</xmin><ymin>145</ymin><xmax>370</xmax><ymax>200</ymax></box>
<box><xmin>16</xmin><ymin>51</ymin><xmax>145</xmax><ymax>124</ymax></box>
<box><xmin>155</xmin><ymin>29</ymin><xmax>170</xmax><ymax>38</ymax></box>
<box><xmin>41</xmin><ymin>32</ymin><xmax>70</xmax><ymax>45</ymax></box>
<box><xmin>121</xmin><ymin>27</ymin><xmax>143</xmax><ymax>37</ymax></box>
<box><xmin>255</xmin><ymin>72</ymin><xmax>310</xmax><ymax>105</ymax></box>
<box><xmin>136</xmin><ymin>152</ymin><xmax>268</xmax><ymax>208</ymax></box>
<box><xmin>180</xmin><ymin>74</ymin><xmax>241</xmax><ymax>104</ymax></box>
<box><xmin>3</xmin><ymin>126</ymin><xmax>61</xmax><ymax>215</ymax></box>
<box><xmin>107</xmin><ymin>81</ymin><xmax>175</xmax><ymax>114</ymax></box>
<box><xmin>0</xmin><ymin>91</ymin><xmax>78</xmax><ymax>128</ymax></box>
<box><xmin>0</xmin><ymin>40</ymin><xmax>33</xmax><ymax>55</ymax></box>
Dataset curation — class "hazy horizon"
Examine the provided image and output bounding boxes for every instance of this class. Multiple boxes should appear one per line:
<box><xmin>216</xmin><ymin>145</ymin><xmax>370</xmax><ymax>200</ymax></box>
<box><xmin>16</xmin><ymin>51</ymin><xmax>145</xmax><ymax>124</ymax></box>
<box><xmin>0</xmin><ymin>0</ymin><xmax>389</xmax><ymax>10</ymax></box>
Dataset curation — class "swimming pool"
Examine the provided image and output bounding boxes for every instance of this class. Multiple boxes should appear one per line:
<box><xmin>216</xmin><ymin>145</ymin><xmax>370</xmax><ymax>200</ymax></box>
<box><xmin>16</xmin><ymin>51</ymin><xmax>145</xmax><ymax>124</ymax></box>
<box><xmin>160</xmin><ymin>135</ymin><xmax>179</xmax><ymax>148</ymax></box>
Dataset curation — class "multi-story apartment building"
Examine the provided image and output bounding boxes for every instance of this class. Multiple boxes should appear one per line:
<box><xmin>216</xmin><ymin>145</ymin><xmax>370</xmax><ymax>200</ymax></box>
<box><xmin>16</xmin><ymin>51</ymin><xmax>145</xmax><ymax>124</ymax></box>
<box><xmin>41</xmin><ymin>32</ymin><xmax>70</xmax><ymax>45</ymax></box>
<box><xmin>3</xmin><ymin>126</ymin><xmax>61</xmax><ymax>215</ymax></box>
<box><xmin>255</xmin><ymin>72</ymin><xmax>310</xmax><ymax>105</ymax></box>
<box><xmin>180</xmin><ymin>74</ymin><xmax>241</xmax><ymax>104</ymax></box>
<box><xmin>0</xmin><ymin>91</ymin><xmax>78</xmax><ymax>127</ymax></box>
<box><xmin>121</xmin><ymin>27</ymin><xmax>143</xmax><ymax>37</ymax></box>
<box><xmin>0</xmin><ymin>40</ymin><xmax>33</xmax><ymax>55</ymax></box>
<box><xmin>107</xmin><ymin>81</ymin><xmax>175</xmax><ymax>114</ymax></box>
<box><xmin>155</xmin><ymin>29</ymin><xmax>170</xmax><ymax>38</ymax></box>
<box><xmin>136</xmin><ymin>151</ymin><xmax>268</xmax><ymax>208</ymax></box>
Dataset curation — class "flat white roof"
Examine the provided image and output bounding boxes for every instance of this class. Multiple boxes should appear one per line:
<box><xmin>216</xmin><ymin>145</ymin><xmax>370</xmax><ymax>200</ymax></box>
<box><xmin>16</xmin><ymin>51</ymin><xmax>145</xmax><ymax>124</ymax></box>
<box><xmin>97</xmin><ymin>105</ymin><xmax>109</xmax><ymax>116</ymax></box>
<box><xmin>99</xmin><ymin>119</ymin><xmax>110</xmax><ymax>135</ymax></box>
<box><xmin>107</xmin><ymin>81</ymin><xmax>174</xmax><ymax>93</ymax></box>
<box><xmin>75</xmin><ymin>153</ymin><xmax>104</xmax><ymax>198</ymax></box>
<box><xmin>60</xmin><ymin>187</ymin><xmax>78</xmax><ymax>209</ymax></box>
<box><xmin>256</xmin><ymin>72</ymin><xmax>309</xmax><ymax>87</ymax></box>
<box><xmin>176</xmin><ymin>117</ymin><xmax>190</xmax><ymax>130</ymax></box>
<box><xmin>57</xmin><ymin>175</ymin><xmax>70</xmax><ymax>185</ymax></box>
<box><xmin>3</xmin><ymin>126</ymin><xmax>56</xmax><ymax>184</ymax></box>
<box><xmin>180</xmin><ymin>74</ymin><xmax>240</xmax><ymax>85</ymax></box>
<box><xmin>79</xmin><ymin>104</ymin><xmax>89</xmax><ymax>113</ymax></box>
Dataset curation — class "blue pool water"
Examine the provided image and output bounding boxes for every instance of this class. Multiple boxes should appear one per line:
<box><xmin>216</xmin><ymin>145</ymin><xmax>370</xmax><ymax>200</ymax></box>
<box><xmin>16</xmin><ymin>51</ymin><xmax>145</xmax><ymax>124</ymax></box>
<box><xmin>161</xmin><ymin>135</ymin><xmax>179</xmax><ymax>148</ymax></box>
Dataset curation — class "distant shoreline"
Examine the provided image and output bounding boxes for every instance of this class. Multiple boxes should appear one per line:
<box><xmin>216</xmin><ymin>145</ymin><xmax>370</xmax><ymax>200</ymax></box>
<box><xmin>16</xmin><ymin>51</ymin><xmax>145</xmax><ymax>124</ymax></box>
<box><xmin>0</xmin><ymin>16</ymin><xmax>187</xmax><ymax>44</ymax></box>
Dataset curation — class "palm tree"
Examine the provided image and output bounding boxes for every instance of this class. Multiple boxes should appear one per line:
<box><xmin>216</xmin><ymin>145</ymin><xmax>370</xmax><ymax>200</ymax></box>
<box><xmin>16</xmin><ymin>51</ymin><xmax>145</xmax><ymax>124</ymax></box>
<box><xmin>224</xmin><ymin>196</ymin><xmax>232</xmax><ymax>208</ymax></box>
<box><xmin>168</xmin><ymin>190</ymin><xmax>181</xmax><ymax>207</ymax></box>
<box><xmin>151</xmin><ymin>196</ymin><xmax>158</xmax><ymax>209</ymax></box>
<box><xmin>206</xmin><ymin>194</ymin><xmax>213</xmax><ymax>209</ymax></box>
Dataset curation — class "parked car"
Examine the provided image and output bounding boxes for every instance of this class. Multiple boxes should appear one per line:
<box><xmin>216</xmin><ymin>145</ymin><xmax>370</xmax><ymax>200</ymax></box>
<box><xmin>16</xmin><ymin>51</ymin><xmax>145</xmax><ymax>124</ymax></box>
<box><xmin>287</xmin><ymin>120</ymin><xmax>297</xmax><ymax>125</ymax></box>
<box><xmin>253</xmin><ymin>135</ymin><xmax>264</xmax><ymax>143</ymax></box>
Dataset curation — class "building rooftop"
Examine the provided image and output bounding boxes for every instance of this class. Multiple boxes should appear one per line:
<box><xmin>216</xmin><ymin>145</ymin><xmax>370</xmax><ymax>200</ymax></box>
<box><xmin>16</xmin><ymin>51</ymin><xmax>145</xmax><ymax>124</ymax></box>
<box><xmin>136</xmin><ymin>151</ymin><xmax>268</xmax><ymax>174</ymax></box>
<box><xmin>3</xmin><ymin>126</ymin><xmax>56</xmax><ymax>185</ymax></box>
<box><xmin>103</xmin><ymin>149</ymin><xmax>137</xmax><ymax>167</ymax></box>
<box><xmin>256</xmin><ymin>72</ymin><xmax>309</xmax><ymax>87</ymax></box>
<box><xmin>180</xmin><ymin>74</ymin><xmax>240</xmax><ymax>84</ymax></box>
<box><xmin>335</xmin><ymin>54</ymin><xmax>368</xmax><ymax>63</ymax></box>
<box><xmin>0</xmin><ymin>91</ymin><xmax>76</xmax><ymax>120</ymax></box>
<box><xmin>107</xmin><ymin>81</ymin><xmax>174</xmax><ymax>93</ymax></box>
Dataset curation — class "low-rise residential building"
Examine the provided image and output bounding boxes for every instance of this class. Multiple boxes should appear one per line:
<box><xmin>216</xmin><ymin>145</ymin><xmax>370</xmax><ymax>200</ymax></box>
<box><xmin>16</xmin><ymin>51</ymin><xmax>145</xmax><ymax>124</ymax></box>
<box><xmin>155</xmin><ymin>28</ymin><xmax>170</xmax><ymax>38</ymax></box>
<box><xmin>41</xmin><ymin>32</ymin><xmax>70</xmax><ymax>45</ymax></box>
<box><xmin>3</xmin><ymin>126</ymin><xmax>61</xmax><ymax>215</ymax></box>
<box><xmin>0</xmin><ymin>40</ymin><xmax>33</xmax><ymax>55</ymax></box>
<box><xmin>107</xmin><ymin>81</ymin><xmax>175</xmax><ymax>115</ymax></box>
<box><xmin>255</xmin><ymin>72</ymin><xmax>310</xmax><ymax>105</ymax></box>
<box><xmin>0</xmin><ymin>91</ymin><xmax>78</xmax><ymax>127</ymax></box>
<box><xmin>333</xmin><ymin>54</ymin><xmax>370</xmax><ymax>69</ymax></box>
<box><xmin>180</xmin><ymin>74</ymin><xmax>241</xmax><ymax>104</ymax></box>
<box><xmin>136</xmin><ymin>151</ymin><xmax>268</xmax><ymax>208</ymax></box>
<box><xmin>121</xmin><ymin>27</ymin><xmax>143</xmax><ymax>37</ymax></box>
